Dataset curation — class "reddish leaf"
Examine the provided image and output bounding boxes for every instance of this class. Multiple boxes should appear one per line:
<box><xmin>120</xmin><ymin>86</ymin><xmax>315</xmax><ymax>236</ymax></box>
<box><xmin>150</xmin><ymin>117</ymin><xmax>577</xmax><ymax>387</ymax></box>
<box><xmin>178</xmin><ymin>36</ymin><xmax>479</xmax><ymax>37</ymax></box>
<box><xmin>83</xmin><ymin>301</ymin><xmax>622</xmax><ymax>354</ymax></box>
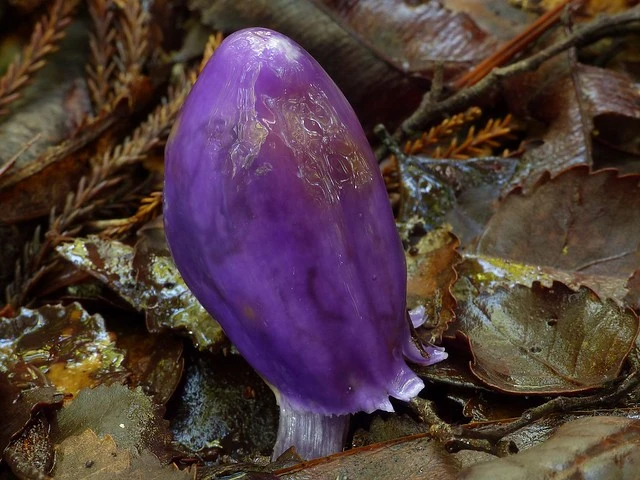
<box><xmin>457</xmin><ymin>282</ymin><xmax>639</xmax><ymax>394</ymax></box>
<box><xmin>275</xmin><ymin>435</ymin><xmax>460</xmax><ymax>480</ymax></box>
<box><xmin>506</xmin><ymin>59</ymin><xmax>640</xmax><ymax>185</ymax></box>
<box><xmin>313</xmin><ymin>0</ymin><xmax>498</xmax><ymax>76</ymax></box>
<box><xmin>405</xmin><ymin>227</ymin><xmax>461</xmax><ymax>343</ymax></box>
<box><xmin>116</xmin><ymin>333</ymin><xmax>184</xmax><ymax>405</ymax></box>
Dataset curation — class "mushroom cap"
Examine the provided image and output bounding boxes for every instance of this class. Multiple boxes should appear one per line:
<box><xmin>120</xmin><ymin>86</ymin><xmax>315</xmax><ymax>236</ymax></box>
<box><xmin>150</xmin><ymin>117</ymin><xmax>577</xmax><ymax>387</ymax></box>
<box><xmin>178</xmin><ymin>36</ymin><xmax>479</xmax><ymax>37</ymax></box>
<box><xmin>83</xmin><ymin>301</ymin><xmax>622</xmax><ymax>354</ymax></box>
<box><xmin>164</xmin><ymin>28</ymin><xmax>431</xmax><ymax>415</ymax></box>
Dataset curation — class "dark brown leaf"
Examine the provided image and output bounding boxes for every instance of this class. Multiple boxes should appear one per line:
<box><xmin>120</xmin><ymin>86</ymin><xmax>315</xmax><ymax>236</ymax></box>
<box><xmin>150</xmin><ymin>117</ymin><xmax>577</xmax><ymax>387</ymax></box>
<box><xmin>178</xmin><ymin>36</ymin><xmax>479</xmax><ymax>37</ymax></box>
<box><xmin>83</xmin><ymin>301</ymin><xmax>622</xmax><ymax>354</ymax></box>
<box><xmin>457</xmin><ymin>282</ymin><xmax>639</xmax><ymax>394</ymax></box>
<box><xmin>313</xmin><ymin>0</ymin><xmax>498</xmax><ymax>76</ymax></box>
<box><xmin>117</xmin><ymin>333</ymin><xmax>183</xmax><ymax>405</ymax></box>
<box><xmin>0</xmin><ymin>372</ymin><xmax>62</xmax><ymax>455</ymax></box>
<box><xmin>3</xmin><ymin>415</ymin><xmax>54</xmax><ymax>479</ymax></box>
<box><xmin>507</xmin><ymin>60</ymin><xmax>640</xmax><ymax>186</ymax></box>
<box><xmin>475</xmin><ymin>167</ymin><xmax>640</xmax><ymax>306</ymax></box>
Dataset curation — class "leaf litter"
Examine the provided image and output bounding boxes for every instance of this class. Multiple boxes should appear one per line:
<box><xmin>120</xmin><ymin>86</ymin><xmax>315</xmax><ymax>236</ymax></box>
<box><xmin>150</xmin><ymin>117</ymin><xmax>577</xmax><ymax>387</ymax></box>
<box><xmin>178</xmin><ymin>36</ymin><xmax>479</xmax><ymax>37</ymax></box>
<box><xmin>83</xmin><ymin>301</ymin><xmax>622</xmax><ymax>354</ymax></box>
<box><xmin>1</xmin><ymin>1</ymin><xmax>640</xmax><ymax>478</ymax></box>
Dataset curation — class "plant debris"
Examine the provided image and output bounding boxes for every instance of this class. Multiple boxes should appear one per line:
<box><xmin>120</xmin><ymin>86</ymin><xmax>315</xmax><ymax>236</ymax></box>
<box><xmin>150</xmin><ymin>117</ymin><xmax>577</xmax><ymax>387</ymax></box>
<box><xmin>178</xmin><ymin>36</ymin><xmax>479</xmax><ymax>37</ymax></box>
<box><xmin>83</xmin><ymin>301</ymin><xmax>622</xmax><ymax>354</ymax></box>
<box><xmin>1</xmin><ymin>0</ymin><xmax>640</xmax><ymax>478</ymax></box>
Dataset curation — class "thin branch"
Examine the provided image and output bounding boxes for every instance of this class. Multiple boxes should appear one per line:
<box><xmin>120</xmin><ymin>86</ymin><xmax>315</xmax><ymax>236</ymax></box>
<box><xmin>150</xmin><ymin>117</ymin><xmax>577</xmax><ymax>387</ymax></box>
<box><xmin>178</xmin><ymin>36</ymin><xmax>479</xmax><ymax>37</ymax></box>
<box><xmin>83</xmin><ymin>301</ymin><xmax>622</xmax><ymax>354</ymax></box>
<box><xmin>396</xmin><ymin>6</ymin><xmax>640</xmax><ymax>142</ymax></box>
<box><xmin>453</xmin><ymin>0</ymin><xmax>575</xmax><ymax>89</ymax></box>
<box><xmin>0</xmin><ymin>0</ymin><xmax>80</xmax><ymax>116</ymax></box>
<box><xmin>454</xmin><ymin>368</ymin><xmax>640</xmax><ymax>447</ymax></box>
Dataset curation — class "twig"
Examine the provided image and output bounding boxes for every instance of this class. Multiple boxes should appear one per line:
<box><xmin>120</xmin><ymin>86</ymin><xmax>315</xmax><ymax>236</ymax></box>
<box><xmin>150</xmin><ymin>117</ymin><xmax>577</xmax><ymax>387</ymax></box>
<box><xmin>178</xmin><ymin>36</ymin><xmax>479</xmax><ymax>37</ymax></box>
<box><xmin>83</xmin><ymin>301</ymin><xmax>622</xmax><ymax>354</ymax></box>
<box><xmin>396</xmin><ymin>6</ymin><xmax>640</xmax><ymax>142</ymax></box>
<box><xmin>453</xmin><ymin>0</ymin><xmax>575</xmax><ymax>89</ymax></box>
<box><xmin>455</xmin><ymin>368</ymin><xmax>640</xmax><ymax>446</ymax></box>
<box><xmin>0</xmin><ymin>0</ymin><xmax>80</xmax><ymax>116</ymax></box>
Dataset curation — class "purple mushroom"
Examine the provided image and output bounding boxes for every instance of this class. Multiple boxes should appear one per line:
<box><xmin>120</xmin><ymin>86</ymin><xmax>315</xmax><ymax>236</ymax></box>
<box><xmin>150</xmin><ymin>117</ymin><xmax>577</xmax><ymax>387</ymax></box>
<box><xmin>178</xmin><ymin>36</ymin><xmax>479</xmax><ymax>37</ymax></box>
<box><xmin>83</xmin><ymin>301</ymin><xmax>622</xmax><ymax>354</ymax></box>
<box><xmin>163</xmin><ymin>28</ymin><xmax>446</xmax><ymax>460</ymax></box>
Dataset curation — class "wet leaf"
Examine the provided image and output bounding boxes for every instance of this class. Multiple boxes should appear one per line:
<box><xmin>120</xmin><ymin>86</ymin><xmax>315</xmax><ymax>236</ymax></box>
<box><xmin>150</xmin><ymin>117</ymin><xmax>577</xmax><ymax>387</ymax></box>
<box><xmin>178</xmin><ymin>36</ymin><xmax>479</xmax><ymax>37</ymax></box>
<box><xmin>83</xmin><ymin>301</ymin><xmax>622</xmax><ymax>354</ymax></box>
<box><xmin>589</xmin><ymin>68</ymin><xmax>640</xmax><ymax>156</ymax></box>
<box><xmin>457</xmin><ymin>282</ymin><xmax>639</xmax><ymax>394</ymax></box>
<box><xmin>507</xmin><ymin>60</ymin><xmax>640</xmax><ymax>186</ymax></box>
<box><xmin>52</xmin><ymin>429</ymin><xmax>193</xmax><ymax>480</ymax></box>
<box><xmin>405</xmin><ymin>227</ymin><xmax>460</xmax><ymax>343</ymax></box>
<box><xmin>53</xmin><ymin>384</ymin><xmax>173</xmax><ymax>462</ymax></box>
<box><xmin>496</xmin><ymin>409</ymin><xmax>640</xmax><ymax>452</ymax></box>
<box><xmin>475</xmin><ymin>167</ymin><xmax>640</xmax><ymax>306</ymax></box>
<box><xmin>170</xmin><ymin>352</ymin><xmax>278</xmax><ymax>457</ymax></box>
<box><xmin>56</xmin><ymin>237</ymin><xmax>226</xmax><ymax>350</ymax></box>
<box><xmin>459</xmin><ymin>416</ymin><xmax>640</xmax><ymax>479</ymax></box>
<box><xmin>399</xmin><ymin>156</ymin><xmax>517</xmax><ymax>243</ymax></box>
<box><xmin>3</xmin><ymin>415</ymin><xmax>53</xmax><ymax>479</ymax></box>
<box><xmin>0</xmin><ymin>302</ymin><xmax>128</xmax><ymax>396</ymax></box>
<box><xmin>458</xmin><ymin>253</ymin><xmax>630</xmax><ymax>306</ymax></box>
<box><xmin>0</xmin><ymin>371</ymin><xmax>62</xmax><ymax>455</ymax></box>
<box><xmin>276</xmin><ymin>435</ymin><xmax>460</xmax><ymax>480</ymax></box>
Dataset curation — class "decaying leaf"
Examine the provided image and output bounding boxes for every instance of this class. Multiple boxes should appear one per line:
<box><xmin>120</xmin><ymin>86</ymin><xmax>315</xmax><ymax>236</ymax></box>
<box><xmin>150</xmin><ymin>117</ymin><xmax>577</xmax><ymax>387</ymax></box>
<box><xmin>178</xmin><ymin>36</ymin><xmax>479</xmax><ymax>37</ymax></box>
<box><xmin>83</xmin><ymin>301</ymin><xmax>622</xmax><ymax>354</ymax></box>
<box><xmin>56</xmin><ymin>236</ymin><xmax>226</xmax><ymax>350</ymax></box>
<box><xmin>507</xmin><ymin>59</ymin><xmax>640</xmax><ymax>185</ymax></box>
<box><xmin>53</xmin><ymin>384</ymin><xmax>173</xmax><ymax>462</ymax></box>
<box><xmin>475</xmin><ymin>167</ymin><xmax>640</xmax><ymax>307</ymax></box>
<box><xmin>458</xmin><ymin>253</ymin><xmax>630</xmax><ymax>306</ymax></box>
<box><xmin>170</xmin><ymin>352</ymin><xmax>278</xmax><ymax>456</ymax></box>
<box><xmin>0</xmin><ymin>371</ymin><xmax>62</xmax><ymax>456</ymax></box>
<box><xmin>405</xmin><ymin>226</ymin><xmax>460</xmax><ymax>343</ymax></box>
<box><xmin>398</xmin><ymin>156</ymin><xmax>517</xmax><ymax>242</ymax></box>
<box><xmin>3</xmin><ymin>414</ymin><xmax>54</xmax><ymax>479</ymax></box>
<box><xmin>457</xmin><ymin>282</ymin><xmax>639</xmax><ymax>394</ymax></box>
<box><xmin>459</xmin><ymin>416</ymin><xmax>640</xmax><ymax>479</ymax></box>
<box><xmin>0</xmin><ymin>302</ymin><xmax>128</xmax><ymax>396</ymax></box>
<box><xmin>52</xmin><ymin>429</ymin><xmax>193</xmax><ymax>479</ymax></box>
<box><xmin>313</xmin><ymin>0</ymin><xmax>498</xmax><ymax>76</ymax></box>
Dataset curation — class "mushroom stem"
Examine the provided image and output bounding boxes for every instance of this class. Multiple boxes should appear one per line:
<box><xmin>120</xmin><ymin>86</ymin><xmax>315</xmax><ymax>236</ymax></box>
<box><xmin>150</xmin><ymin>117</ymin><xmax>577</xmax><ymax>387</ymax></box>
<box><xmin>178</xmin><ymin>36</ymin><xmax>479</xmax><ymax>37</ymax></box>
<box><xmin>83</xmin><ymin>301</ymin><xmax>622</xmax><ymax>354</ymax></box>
<box><xmin>273</xmin><ymin>397</ymin><xmax>350</xmax><ymax>460</ymax></box>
